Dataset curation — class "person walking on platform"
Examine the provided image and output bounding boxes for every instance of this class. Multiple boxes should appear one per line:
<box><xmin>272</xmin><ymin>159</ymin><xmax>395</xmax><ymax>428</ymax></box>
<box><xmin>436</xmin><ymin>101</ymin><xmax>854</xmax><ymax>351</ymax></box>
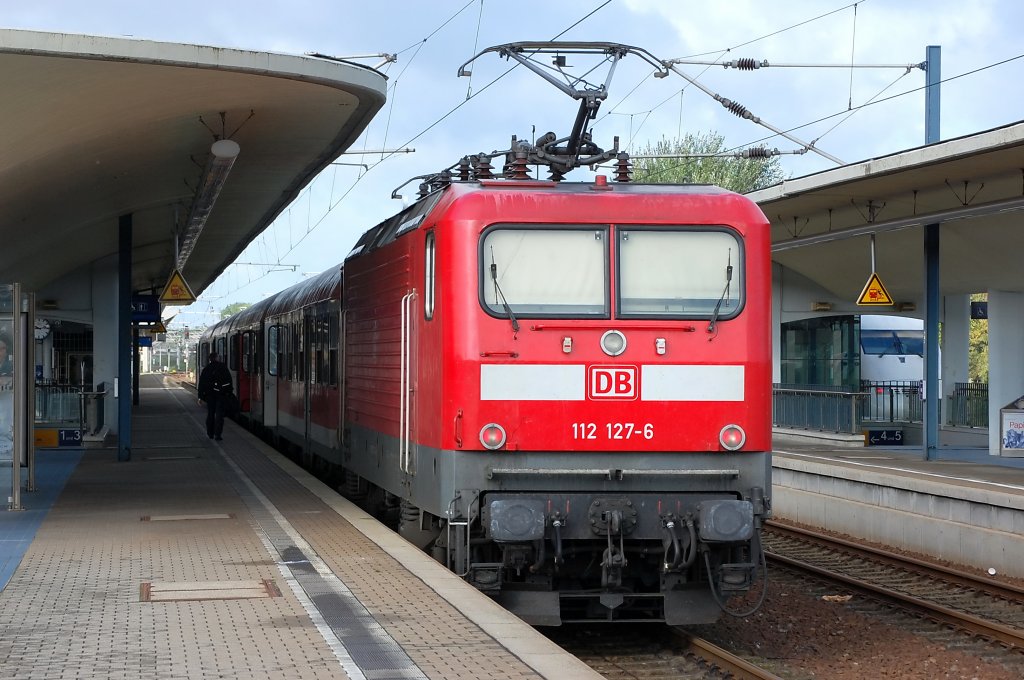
<box><xmin>197</xmin><ymin>353</ymin><xmax>233</xmax><ymax>440</ymax></box>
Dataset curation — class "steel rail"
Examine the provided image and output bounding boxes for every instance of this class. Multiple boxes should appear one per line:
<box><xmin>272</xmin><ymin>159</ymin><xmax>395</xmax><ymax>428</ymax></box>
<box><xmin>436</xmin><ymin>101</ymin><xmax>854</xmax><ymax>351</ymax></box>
<box><xmin>765</xmin><ymin>520</ymin><xmax>1024</xmax><ymax>600</ymax></box>
<box><xmin>764</xmin><ymin>528</ymin><xmax>1024</xmax><ymax>650</ymax></box>
<box><xmin>672</xmin><ymin>630</ymin><xmax>783</xmax><ymax>680</ymax></box>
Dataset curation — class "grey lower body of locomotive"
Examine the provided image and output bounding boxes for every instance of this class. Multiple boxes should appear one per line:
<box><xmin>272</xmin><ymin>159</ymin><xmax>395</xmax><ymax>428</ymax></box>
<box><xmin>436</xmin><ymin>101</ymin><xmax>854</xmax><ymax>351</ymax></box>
<box><xmin>338</xmin><ymin>422</ymin><xmax>771</xmax><ymax>626</ymax></box>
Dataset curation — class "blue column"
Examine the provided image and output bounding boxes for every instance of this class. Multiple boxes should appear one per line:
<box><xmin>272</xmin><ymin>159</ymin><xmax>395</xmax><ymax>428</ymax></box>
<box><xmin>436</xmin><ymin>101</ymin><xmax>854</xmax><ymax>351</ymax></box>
<box><xmin>118</xmin><ymin>214</ymin><xmax>132</xmax><ymax>462</ymax></box>
<box><xmin>924</xmin><ymin>46</ymin><xmax>941</xmax><ymax>459</ymax></box>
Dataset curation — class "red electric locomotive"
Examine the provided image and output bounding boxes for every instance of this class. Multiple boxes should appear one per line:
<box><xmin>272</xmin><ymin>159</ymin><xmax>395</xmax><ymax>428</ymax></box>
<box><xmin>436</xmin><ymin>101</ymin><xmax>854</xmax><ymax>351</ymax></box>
<box><xmin>200</xmin><ymin>174</ymin><xmax>772</xmax><ymax>625</ymax></box>
<box><xmin>199</xmin><ymin>40</ymin><xmax>773</xmax><ymax>625</ymax></box>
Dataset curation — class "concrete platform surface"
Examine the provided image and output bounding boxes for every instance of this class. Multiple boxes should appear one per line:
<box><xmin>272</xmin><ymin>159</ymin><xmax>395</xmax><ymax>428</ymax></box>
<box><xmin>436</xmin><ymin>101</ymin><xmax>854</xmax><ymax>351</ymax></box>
<box><xmin>0</xmin><ymin>375</ymin><xmax>601</xmax><ymax>680</ymax></box>
<box><xmin>772</xmin><ymin>439</ymin><xmax>1024</xmax><ymax>578</ymax></box>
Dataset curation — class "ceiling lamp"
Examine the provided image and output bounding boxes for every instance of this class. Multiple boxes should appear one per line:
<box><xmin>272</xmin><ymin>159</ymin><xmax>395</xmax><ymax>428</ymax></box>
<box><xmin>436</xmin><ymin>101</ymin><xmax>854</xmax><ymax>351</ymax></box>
<box><xmin>176</xmin><ymin>139</ymin><xmax>240</xmax><ymax>270</ymax></box>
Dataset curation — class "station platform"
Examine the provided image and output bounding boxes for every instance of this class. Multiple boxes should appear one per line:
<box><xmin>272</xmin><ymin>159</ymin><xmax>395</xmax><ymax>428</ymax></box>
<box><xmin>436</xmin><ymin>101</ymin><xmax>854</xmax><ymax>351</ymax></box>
<box><xmin>0</xmin><ymin>375</ymin><xmax>600</xmax><ymax>680</ymax></box>
<box><xmin>771</xmin><ymin>434</ymin><xmax>1024</xmax><ymax>579</ymax></box>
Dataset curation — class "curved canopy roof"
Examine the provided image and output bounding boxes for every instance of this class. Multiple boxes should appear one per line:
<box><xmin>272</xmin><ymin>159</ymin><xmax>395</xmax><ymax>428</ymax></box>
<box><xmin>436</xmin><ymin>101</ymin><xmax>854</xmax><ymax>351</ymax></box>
<box><xmin>749</xmin><ymin>121</ymin><xmax>1024</xmax><ymax>306</ymax></box>
<box><xmin>0</xmin><ymin>29</ymin><xmax>387</xmax><ymax>297</ymax></box>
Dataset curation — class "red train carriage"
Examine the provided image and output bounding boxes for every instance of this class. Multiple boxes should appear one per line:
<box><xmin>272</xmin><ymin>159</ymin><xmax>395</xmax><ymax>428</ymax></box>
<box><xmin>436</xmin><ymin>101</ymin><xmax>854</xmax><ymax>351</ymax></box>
<box><xmin>200</xmin><ymin>176</ymin><xmax>772</xmax><ymax>625</ymax></box>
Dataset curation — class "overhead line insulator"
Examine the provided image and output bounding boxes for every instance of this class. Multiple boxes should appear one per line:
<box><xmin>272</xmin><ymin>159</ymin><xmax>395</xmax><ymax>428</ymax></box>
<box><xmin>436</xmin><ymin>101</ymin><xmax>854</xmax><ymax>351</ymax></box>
<box><xmin>720</xmin><ymin>98</ymin><xmax>753</xmax><ymax>120</ymax></box>
<box><xmin>742</xmin><ymin>146</ymin><xmax>772</xmax><ymax>159</ymax></box>
<box><xmin>730</xmin><ymin>58</ymin><xmax>765</xmax><ymax>71</ymax></box>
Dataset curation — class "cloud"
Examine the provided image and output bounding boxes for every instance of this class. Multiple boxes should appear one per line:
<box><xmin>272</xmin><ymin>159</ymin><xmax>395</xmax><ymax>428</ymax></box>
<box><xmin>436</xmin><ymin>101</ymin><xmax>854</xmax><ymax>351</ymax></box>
<box><xmin>10</xmin><ymin>0</ymin><xmax>1023</xmax><ymax>317</ymax></box>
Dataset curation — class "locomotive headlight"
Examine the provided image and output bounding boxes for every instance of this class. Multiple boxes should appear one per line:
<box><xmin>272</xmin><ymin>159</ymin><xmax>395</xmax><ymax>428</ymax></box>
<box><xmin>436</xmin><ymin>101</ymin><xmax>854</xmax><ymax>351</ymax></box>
<box><xmin>479</xmin><ymin>423</ymin><xmax>507</xmax><ymax>450</ymax></box>
<box><xmin>719</xmin><ymin>424</ymin><xmax>746</xmax><ymax>450</ymax></box>
<box><xmin>600</xmin><ymin>329</ymin><xmax>627</xmax><ymax>356</ymax></box>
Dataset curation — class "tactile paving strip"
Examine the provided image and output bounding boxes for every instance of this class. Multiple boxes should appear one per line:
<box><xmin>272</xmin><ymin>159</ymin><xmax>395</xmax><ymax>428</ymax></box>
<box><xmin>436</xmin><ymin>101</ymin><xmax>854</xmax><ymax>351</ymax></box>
<box><xmin>213</xmin><ymin>445</ymin><xmax>428</xmax><ymax>680</ymax></box>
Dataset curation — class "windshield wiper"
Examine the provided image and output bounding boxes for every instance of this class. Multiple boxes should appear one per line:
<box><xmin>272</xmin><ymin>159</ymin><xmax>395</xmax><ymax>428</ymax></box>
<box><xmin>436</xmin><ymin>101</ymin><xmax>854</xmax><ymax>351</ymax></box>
<box><xmin>490</xmin><ymin>249</ymin><xmax>520</xmax><ymax>333</ymax></box>
<box><xmin>707</xmin><ymin>249</ymin><xmax>733</xmax><ymax>335</ymax></box>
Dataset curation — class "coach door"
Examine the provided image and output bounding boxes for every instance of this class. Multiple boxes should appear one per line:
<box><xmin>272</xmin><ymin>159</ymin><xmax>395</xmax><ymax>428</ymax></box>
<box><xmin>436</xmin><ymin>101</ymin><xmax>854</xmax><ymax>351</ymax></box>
<box><xmin>232</xmin><ymin>332</ymin><xmax>248</xmax><ymax>413</ymax></box>
<box><xmin>263</xmin><ymin>323</ymin><xmax>279</xmax><ymax>430</ymax></box>
<box><xmin>240</xmin><ymin>331</ymin><xmax>258</xmax><ymax>420</ymax></box>
<box><xmin>304</xmin><ymin>315</ymin><xmax>313</xmax><ymax>449</ymax></box>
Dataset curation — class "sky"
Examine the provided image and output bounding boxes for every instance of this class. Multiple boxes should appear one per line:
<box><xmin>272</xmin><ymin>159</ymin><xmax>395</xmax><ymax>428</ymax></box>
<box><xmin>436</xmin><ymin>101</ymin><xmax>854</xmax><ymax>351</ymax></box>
<box><xmin>5</xmin><ymin>0</ymin><xmax>1023</xmax><ymax>327</ymax></box>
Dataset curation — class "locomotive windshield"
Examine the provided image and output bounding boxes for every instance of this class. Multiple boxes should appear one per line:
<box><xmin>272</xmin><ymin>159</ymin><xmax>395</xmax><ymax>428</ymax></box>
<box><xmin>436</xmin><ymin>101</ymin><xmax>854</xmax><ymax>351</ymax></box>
<box><xmin>481</xmin><ymin>227</ymin><xmax>608</xmax><ymax>317</ymax></box>
<box><xmin>617</xmin><ymin>228</ymin><xmax>743</xmax><ymax>319</ymax></box>
<box><xmin>480</xmin><ymin>225</ymin><xmax>743</xmax><ymax>320</ymax></box>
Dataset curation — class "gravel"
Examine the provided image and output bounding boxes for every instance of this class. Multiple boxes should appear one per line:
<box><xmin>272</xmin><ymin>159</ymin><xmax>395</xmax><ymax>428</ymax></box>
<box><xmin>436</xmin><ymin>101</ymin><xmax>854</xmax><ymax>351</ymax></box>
<box><xmin>690</xmin><ymin>574</ymin><xmax>1022</xmax><ymax>679</ymax></box>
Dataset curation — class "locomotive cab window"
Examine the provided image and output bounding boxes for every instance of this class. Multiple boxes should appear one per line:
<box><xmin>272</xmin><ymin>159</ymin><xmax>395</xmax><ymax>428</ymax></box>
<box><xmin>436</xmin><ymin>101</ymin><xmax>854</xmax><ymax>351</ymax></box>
<box><xmin>424</xmin><ymin>231</ymin><xmax>435</xmax><ymax>320</ymax></box>
<box><xmin>617</xmin><ymin>228</ymin><xmax>744</xmax><ymax>319</ymax></box>
<box><xmin>480</xmin><ymin>226</ymin><xmax>608</xmax><ymax>318</ymax></box>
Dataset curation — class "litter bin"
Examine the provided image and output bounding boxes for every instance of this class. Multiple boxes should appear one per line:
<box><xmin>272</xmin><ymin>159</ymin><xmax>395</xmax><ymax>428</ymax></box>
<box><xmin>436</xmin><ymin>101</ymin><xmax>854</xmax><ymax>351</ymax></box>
<box><xmin>84</xmin><ymin>381</ymin><xmax>106</xmax><ymax>436</ymax></box>
<box><xmin>999</xmin><ymin>395</ymin><xmax>1024</xmax><ymax>457</ymax></box>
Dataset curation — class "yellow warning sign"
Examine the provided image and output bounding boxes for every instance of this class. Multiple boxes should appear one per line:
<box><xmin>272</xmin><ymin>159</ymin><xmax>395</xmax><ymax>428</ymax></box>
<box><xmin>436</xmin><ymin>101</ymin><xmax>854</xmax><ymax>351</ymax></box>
<box><xmin>34</xmin><ymin>429</ymin><xmax>58</xmax><ymax>448</ymax></box>
<box><xmin>159</xmin><ymin>269</ymin><xmax>196</xmax><ymax>305</ymax></box>
<box><xmin>857</xmin><ymin>272</ymin><xmax>894</xmax><ymax>306</ymax></box>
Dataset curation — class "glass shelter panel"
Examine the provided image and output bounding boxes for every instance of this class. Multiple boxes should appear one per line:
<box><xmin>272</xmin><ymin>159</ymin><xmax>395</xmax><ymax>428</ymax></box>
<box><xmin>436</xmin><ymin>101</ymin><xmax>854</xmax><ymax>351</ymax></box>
<box><xmin>779</xmin><ymin>315</ymin><xmax>860</xmax><ymax>389</ymax></box>
<box><xmin>0</xmin><ymin>284</ymin><xmax>13</xmax><ymax>461</ymax></box>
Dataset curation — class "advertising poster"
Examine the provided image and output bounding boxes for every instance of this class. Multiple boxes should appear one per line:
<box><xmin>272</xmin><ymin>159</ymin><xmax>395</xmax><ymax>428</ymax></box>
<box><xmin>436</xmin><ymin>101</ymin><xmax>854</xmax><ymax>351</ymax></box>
<box><xmin>1002</xmin><ymin>408</ymin><xmax>1024</xmax><ymax>456</ymax></box>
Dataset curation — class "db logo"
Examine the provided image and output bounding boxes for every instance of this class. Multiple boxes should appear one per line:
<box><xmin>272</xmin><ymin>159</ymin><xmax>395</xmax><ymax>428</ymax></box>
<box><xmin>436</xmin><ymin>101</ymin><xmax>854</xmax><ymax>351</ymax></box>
<box><xmin>588</xmin><ymin>365</ymin><xmax>638</xmax><ymax>400</ymax></box>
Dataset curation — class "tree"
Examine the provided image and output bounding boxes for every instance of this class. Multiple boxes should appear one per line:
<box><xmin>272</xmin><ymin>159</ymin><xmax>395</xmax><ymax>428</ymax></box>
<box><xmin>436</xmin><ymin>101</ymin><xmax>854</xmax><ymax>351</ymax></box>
<box><xmin>968</xmin><ymin>293</ymin><xmax>988</xmax><ymax>383</ymax></box>
<box><xmin>630</xmin><ymin>131</ymin><xmax>784</xmax><ymax>193</ymax></box>
<box><xmin>220</xmin><ymin>302</ymin><xmax>251</xmax><ymax>319</ymax></box>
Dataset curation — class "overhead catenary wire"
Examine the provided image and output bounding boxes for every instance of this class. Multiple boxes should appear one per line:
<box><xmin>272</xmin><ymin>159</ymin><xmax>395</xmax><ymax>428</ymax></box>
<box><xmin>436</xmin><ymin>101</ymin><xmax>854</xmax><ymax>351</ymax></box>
<box><xmin>810</xmin><ymin>68</ymin><xmax>911</xmax><ymax>147</ymax></box>
<box><xmin>205</xmin><ymin>1</ymin><xmax>615</xmax><ymax>302</ymax></box>
<box><xmin>200</xmin><ymin>4</ymin><xmax>1024</xmax><ymax>306</ymax></box>
<box><xmin>594</xmin><ymin>2</ymin><xmax>877</xmax><ymax>155</ymax></box>
<box><xmin>465</xmin><ymin>0</ymin><xmax>486</xmax><ymax>99</ymax></box>
<box><xmin>378</xmin><ymin>0</ymin><xmax>480</xmax><ymax>158</ymax></box>
<box><xmin>666</xmin><ymin>58</ymin><xmax>923</xmax><ymax>70</ymax></box>
<box><xmin>662</xmin><ymin>61</ymin><xmax>845</xmax><ymax>164</ymax></box>
<box><xmin>676</xmin><ymin>0</ymin><xmax>871</xmax><ymax>60</ymax></box>
<box><xmin>848</xmin><ymin>2</ymin><xmax>859</xmax><ymax>110</ymax></box>
<box><xmin>641</xmin><ymin>50</ymin><xmax>1024</xmax><ymax>183</ymax></box>
<box><xmin>743</xmin><ymin>51</ymin><xmax>1024</xmax><ymax>151</ymax></box>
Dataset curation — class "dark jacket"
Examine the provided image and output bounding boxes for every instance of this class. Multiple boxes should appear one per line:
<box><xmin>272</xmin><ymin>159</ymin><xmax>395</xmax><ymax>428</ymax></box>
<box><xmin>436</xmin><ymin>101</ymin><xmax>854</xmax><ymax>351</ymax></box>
<box><xmin>197</xmin><ymin>360</ymin><xmax>233</xmax><ymax>401</ymax></box>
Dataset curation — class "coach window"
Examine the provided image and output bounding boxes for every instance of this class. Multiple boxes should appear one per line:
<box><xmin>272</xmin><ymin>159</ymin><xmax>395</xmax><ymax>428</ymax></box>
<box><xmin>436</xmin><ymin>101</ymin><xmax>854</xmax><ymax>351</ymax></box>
<box><xmin>282</xmin><ymin>322</ymin><xmax>289</xmax><ymax>380</ymax></box>
<box><xmin>242</xmin><ymin>332</ymin><xmax>252</xmax><ymax>373</ymax></box>
<box><xmin>316</xmin><ymin>314</ymin><xmax>327</xmax><ymax>384</ymax></box>
<box><xmin>268</xmin><ymin>325</ymin><xmax>280</xmax><ymax>376</ymax></box>
<box><xmin>424</xmin><ymin>231</ymin><xmax>436</xmax><ymax>320</ymax></box>
<box><xmin>297</xmin><ymin>321</ymin><xmax>305</xmax><ymax>382</ymax></box>
<box><xmin>228</xmin><ymin>334</ymin><xmax>240</xmax><ymax>370</ymax></box>
<box><xmin>617</xmin><ymin>228</ymin><xmax>743</xmax><ymax>318</ymax></box>
<box><xmin>267</xmin><ymin>325</ymin><xmax>279</xmax><ymax>376</ymax></box>
<box><xmin>480</xmin><ymin>226</ymin><xmax>608</xmax><ymax>317</ymax></box>
<box><xmin>328</xmin><ymin>314</ymin><xmax>339</xmax><ymax>386</ymax></box>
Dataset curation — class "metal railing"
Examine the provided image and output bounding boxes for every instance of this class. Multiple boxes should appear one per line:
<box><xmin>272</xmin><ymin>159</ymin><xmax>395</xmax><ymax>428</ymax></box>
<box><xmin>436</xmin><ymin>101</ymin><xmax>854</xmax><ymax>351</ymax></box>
<box><xmin>947</xmin><ymin>381</ymin><xmax>988</xmax><ymax>428</ymax></box>
<box><xmin>773</xmin><ymin>384</ymin><xmax>865</xmax><ymax>434</ymax></box>
<box><xmin>35</xmin><ymin>383</ymin><xmax>85</xmax><ymax>429</ymax></box>
<box><xmin>860</xmin><ymin>380</ymin><xmax>923</xmax><ymax>424</ymax></box>
<box><xmin>775</xmin><ymin>381</ymin><xmax>991</xmax><ymax>433</ymax></box>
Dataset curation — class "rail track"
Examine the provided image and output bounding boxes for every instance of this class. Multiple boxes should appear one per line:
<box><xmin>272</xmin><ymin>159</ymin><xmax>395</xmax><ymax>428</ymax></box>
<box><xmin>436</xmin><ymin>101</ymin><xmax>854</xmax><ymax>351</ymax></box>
<box><xmin>546</xmin><ymin>624</ymin><xmax>782</xmax><ymax>680</ymax></box>
<box><xmin>763</xmin><ymin>520</ymin><xmax>1024</xmax><ymax>650</ymax></box>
